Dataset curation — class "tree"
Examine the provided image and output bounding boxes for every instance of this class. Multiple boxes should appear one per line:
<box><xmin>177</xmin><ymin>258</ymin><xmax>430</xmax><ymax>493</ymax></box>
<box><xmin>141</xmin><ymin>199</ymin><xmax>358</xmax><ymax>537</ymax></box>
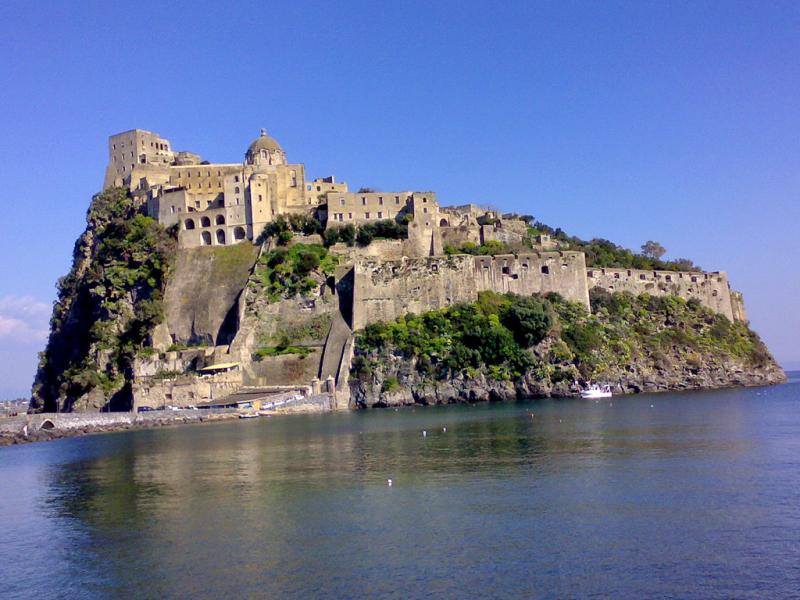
<box><xmin>641</xmin><ymin>240</ymin><xmax>667</xmax><ymax>260</ymax></box>
<box><xmin>502</xmin><ymin>295</ymin><xmax>553</xmax><ymax>347</ymax></box>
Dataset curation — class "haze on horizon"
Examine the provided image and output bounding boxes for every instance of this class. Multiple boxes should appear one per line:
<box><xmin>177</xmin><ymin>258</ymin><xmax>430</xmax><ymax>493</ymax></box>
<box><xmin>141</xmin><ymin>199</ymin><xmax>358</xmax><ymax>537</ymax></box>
<box><xmin>0</xmin><ymin>1</ymin><xmax>798</xmax><ymax>398</ymax></box>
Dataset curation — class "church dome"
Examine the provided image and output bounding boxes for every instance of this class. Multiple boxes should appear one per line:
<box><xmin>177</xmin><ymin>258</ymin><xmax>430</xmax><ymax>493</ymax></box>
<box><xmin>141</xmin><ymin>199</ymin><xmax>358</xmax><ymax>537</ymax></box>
<box><xmin>247</xmin><ymin>129</ymin><xmax>283</xmax><ymax>156</ymax></box>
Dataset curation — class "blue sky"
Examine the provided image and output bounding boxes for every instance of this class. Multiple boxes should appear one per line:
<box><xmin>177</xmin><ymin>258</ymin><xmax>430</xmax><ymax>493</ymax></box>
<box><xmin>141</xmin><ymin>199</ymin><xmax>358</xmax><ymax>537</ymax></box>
<box><xmin>0</xmin><ymin>1</ymin><xmax>798</xmax><ymax>397</ymax></box>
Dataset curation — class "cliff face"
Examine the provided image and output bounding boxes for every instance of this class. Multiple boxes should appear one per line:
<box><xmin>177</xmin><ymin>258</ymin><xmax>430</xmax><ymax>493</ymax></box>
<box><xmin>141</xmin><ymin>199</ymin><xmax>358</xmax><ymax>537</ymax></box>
<box><xmin>349</xmin><ymin>290</ymin><xmax>785</xmax><ymax>408</ymax></box>
<box><xmin>31</xmin><ymin>189</ymin><xmax>176</xmax><ymax>412</ymax></box>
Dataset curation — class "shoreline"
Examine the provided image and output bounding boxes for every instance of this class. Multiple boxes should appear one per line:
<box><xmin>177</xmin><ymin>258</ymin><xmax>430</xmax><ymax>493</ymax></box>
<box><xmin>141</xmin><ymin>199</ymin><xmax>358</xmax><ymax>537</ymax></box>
<box><xmin>2</xmin><ymin>378</ymin><xmax>789</xmax><ymax>448</ymax></box>
<box><xmin>0</xmin><ymin>408</ymin><xmax>320</xmax><ymax>447</ymax></box>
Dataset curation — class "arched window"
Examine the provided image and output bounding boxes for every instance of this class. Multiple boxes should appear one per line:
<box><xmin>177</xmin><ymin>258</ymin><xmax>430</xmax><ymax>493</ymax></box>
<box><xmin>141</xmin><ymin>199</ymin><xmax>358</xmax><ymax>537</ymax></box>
<box><xmin>234</xmin><ymin>186</ymin><xmax>240</xmax><ymax>194</ymax></box>
<box><xmin>200</xmin><ymin>216</ymin><xmax>211</xmax><ymax>227</ymax></box>
<box><xmin>201</xmin><ymin>231</ymin><xmax>212</xmax><ymax>246</ymax></box>
<box><xmin>234</xmin><ymin>226</ymin><xmax>246</xmax><ymax>240</ymax></box>
<box><xmin>184</xmin><ymin>218</ymin><xmax>195</xmax><ymax>230</ymax></box>
<box><xmin>439</xmin><ymin>218</ymin><xmax>449</xmax><ymax>227</ymax></box>
<box><xmin>215</xmin><ymin>214</ymin><xmax>225</xmax><ymax>225</ymax></box>
<box><xmin>216</xmin><ymin>229</ymin><xmax>226</xmax><ymax>245</ymax></box>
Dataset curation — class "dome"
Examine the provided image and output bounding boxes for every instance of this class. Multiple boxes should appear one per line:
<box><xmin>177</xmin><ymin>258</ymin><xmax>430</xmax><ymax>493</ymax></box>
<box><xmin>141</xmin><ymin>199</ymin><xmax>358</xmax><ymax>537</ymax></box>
<box><xmin>247</xmin><ymin>128</ymin><xmax>283</xmax><ymax>156</ymax></box>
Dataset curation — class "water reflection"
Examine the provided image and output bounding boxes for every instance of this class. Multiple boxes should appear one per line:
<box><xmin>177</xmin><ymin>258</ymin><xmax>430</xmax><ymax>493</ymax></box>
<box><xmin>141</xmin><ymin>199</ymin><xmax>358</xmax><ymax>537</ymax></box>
<box><xmin>4</xmin><ymin>384</ymin><xmax>797</xmax><ymax>598</ymax></box>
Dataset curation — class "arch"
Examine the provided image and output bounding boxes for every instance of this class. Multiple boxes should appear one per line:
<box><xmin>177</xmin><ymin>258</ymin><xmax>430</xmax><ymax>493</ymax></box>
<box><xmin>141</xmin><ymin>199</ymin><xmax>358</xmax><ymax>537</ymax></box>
<box><xmin>233</xmin><ymin>226</ymin><xmax>246</xmax><ymax>240</ymax></box>
<box><xmin>439</xmin><ymin>218</ymin><xmax>449</xmax><ymax>227</ymax></box>
<box><xmin>184</xmin><ymin>218</ymin><xmax>195</xmax><ymax>230</ymax></box>
<box><xmin>216</xmin><ymin>229</ymin><xmax>226</xmax><ymax>245</ymax></box>
<box><xmin>200</xmin><ymin>216</ymin><xmax>211</xmax><ymax>228</ymax></box>
<box><xmin>40</xmin><ymin>419</ymin><xmax>56</xmax><ymax>431</ymax></box>
<box><xmin>201</xmin><ymin>231</ymin><xmax>212</xmax><ymax>246</ymax></box>
<box><xmin>234</xmin><ymin>186</ymin><xmax>240</xmax><ymax>194</ymax></box>
<box><xmin>215</xmin><ymin>214</ymin><xmax>225</xmax><ymax>225</ymax></box>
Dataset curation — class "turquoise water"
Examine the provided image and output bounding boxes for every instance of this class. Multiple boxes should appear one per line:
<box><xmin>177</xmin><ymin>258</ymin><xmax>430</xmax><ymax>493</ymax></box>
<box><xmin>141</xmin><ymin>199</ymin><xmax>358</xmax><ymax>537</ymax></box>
<box><xmin>2</xmin><ymin>378</ymin><xmax>799</xmax><ymax>598</ymax></box>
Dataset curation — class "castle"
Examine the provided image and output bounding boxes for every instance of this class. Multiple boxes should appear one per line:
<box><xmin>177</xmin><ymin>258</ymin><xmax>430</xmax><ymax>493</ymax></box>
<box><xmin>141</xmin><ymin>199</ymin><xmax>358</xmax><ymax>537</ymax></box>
<box><xmin>105</xmin><ymin>127</ymin><xmax>746</xmax><ymax>323</ymax></box>
<box><xmin>102</xmin><ymin>129</ymin><xmax>748</xmax><ymax>409</ymax></box>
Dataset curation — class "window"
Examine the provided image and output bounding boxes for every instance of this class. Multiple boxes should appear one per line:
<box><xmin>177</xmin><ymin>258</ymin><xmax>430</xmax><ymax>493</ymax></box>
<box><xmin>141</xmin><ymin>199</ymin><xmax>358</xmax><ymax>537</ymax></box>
<box><xmin>423</xmin><ymin>197</ymin><xmax>427</xmax><ymax>203</ymax></box>
<box><xmin>377</xmin><ymin>212</ymin><xmax>383</xmax><ymax>219</ymax></box>
<box><xmin>614</xmin><ymin>273</ymin><xmax>620</xmax><ymax>279</ymax></box>
<box><xmin>340</xmin><ymin>198</ymin><xmax>345</xmax><ymax>206</ymax></box>
<box><xmin>395</xmin><ymin>196</ymin><xmax>400</xmax><ymax>204</ymax></box>
<box><xmin>423</xmin><ymin>207</ymin><xmax>427</xmax><ymax>213</ymax></box>
<box><xmin>234</xmin><ymin>186</ymin><xmax>240</xmax><ymax>194</ymax></box>
<box><xmin>195</xmin><ymin>201</ymin><xmax>200</xmax><ymax>208</ymax></box>
<box><xmin>365</xmin><ymin>212</ymin><xmax>370</xmax><ymax>219</ymax></box>
<box><xmin>170</xmin><ymin>206</ymin><xmax>175</xmax><ymax>214</ymax></box>
<box><xmin>201</xmin><ymin>231</ymin><xmax>211</xmax><ymax>245</ymax></box>
<box><xmin>639</xmin><ymin>274</ymin><xmax>646</xmax><ymax>280</ymax></box>
<box><xmin>187</xmin><ymin>171</ymin><xmax>191</xmax><ymax>177</ymax></box>
<box><xmin>541</xmin><ymin>265</ymin><xmax>550</xmax><ymax>274</ymax></box>
<box><xmin>379</xmin><ymin>197</ymin><xmax>383</xmax><ymax>205</ymax></box>
<box><xmin>234</xmin><ymin>175</ymin><xmax>239</xmax><ymax>182</ymax></box>
<box><xmin>184</xmin><ymin>219</ymin><xmax>195</xmax><ymax>230</ymax></box>
<box><xmin>258</xmin><ymin>194</ymin><xmax>262</xmax><ymax>201</ymax></box>
<box><xmin>201</xmin><ymin>216</ymin><xmax>211</xmax><ymax>227</ymax></box>
<box><xmin>216</xmin><ymin>229</ymin><xmax>226</xmax><ymax>245</ymax></box>
<box><xmin>362</xmin><ymin>197</ymin><xmax>367</xmax><ymax>205</ymax></box>
<box><xmin>216</xmin><ymin>215</ymin><xmax>225</xmax><ymax>225</ymax></box>
<box><xmin>234</xmin><ymin>226</ymin><xmax>246</xmax><ymax>240</ymax></box>
<box><xmin>348</xmin><ymin>213</ymin><xmax>352</xmax><ymax>219</ymax></box>
<box><xmin>502</xmin><ymin>266</ymin><xmax>510</xmax><ymax>275</ymax></box>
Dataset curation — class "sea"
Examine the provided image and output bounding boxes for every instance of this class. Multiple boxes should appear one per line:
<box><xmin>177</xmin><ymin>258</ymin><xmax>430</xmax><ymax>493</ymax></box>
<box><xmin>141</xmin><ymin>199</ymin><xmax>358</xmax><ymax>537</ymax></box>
<box><xmin>2</xmin><ymin>374</ymin><xmax>799</xmax><ymax>599</ymax></box>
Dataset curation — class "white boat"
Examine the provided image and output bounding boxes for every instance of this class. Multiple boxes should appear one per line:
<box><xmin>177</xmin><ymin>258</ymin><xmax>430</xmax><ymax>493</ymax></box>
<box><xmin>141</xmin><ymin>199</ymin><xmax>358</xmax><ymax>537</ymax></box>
<box><xmin>580</xmin><ymin>384</ymin><xmax>612</xmax><ymax>399</ymax></box>
<box><xmin>238</xmin><ymin>413</ymin><xmax>259</xmax><ymax>419</ymax></box>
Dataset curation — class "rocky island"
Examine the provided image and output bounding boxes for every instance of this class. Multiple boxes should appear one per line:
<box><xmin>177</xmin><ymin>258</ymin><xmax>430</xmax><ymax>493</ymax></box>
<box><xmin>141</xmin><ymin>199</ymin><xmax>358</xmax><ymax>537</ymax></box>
<box><xmin>29</xmin><ymin>128</ymin><xmax>785</xmax><ymax>416</ymax></box>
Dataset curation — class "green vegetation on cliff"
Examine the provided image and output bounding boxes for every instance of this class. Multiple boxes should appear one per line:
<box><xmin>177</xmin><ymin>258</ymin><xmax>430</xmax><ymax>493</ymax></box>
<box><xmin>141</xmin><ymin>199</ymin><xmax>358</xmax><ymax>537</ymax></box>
<box><xmin>353</xmin><ymin>289</ymin><xmax>772</xmax><ymax>388</ymax></box>
<box><xmin>32</xmin><ymin>188</ymin><xmax>177</xmax><ymax>412</ymax></box>
<box><xmin>254</xmin><ymin>243</ymin><xmax>337</xmax><ymax>301</ymax></box>
<box><xmin>523</xmin><ymin>217</ymin><xmax>699</xmax><ymax>271</ymax></box>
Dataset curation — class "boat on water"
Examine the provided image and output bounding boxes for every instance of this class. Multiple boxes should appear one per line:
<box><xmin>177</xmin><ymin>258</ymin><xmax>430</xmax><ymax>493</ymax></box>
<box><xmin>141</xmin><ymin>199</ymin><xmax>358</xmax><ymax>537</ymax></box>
<box><xmin>580</xmin><ymin>384</ymin><xmax>613</xmax><ymax>399</ymax></box>
<box><xmin>238</xmin><ymin>413</ymin><xmax>260</xmax><ymax>419</ymax></box>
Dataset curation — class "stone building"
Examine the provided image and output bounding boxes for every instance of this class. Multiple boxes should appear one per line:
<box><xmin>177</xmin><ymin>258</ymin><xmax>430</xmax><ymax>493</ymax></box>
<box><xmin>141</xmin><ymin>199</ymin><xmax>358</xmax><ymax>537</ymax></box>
<box><xmin>103</xmin><ymin>128</ymin><xmax>749</xmax><ymax>327</ymax></box>
<box><xmin>105</xmin><ymin>129</ymin><xmax>314</xmax><ymax>248</ymax></box>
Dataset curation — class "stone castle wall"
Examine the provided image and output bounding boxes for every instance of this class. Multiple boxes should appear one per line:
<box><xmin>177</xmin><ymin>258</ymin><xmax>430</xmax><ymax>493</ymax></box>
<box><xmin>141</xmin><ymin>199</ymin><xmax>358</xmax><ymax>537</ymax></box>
<box><xmin>587</xmin><ymin>267</ymin><xmax>738</xmax><ymax>321</ymax></box>
<box><xmin>353</xmin><ymin>251</ymin><xmax>590</xmax><ymax>329</ymax></box>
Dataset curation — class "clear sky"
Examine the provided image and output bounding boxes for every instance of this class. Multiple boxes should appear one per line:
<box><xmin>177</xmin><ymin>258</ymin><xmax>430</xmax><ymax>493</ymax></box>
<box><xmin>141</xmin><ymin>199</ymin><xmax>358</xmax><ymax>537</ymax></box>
<box><xmin>0</xmin><ymin>1</ymin><xmax>798</xmax><ymax>398</ymax></box>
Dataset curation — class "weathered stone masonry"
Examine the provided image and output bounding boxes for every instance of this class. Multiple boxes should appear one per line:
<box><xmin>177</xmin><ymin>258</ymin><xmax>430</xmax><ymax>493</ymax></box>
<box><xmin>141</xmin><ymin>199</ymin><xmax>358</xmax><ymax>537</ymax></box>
<box><xmin>353</xmin><ymin>252</ymin><xmax>590</xmax><ymax>329</ymax></box>
<box><xmin>587</xmin><ymin>267</ymin><xmax>740</xmax><ymax>321</ymax></box>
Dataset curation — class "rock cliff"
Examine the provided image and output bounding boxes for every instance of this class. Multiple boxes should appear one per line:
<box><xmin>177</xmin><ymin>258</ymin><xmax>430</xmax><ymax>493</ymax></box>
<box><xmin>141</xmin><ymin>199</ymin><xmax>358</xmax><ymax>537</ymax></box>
<box><xmin>350</xmin><ymin>290</ymin><xmax>785</xmax><ymax>408</ymax></box>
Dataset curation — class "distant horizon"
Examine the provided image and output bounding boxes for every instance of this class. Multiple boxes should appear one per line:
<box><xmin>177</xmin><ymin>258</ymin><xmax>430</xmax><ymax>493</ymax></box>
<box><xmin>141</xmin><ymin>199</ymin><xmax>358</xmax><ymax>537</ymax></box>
<box><xmin>1</xmin><ymin>1</ymin><xmax>798</xmax><ymax>397</ymax></box>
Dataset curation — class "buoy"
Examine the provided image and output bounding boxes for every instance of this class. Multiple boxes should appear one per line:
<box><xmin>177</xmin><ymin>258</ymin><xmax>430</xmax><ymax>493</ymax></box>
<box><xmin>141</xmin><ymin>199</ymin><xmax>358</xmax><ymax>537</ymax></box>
<box><xmin>387</xmin><ymin>479</ymin><xmax>393</xmax><ymax>486</ymax></box>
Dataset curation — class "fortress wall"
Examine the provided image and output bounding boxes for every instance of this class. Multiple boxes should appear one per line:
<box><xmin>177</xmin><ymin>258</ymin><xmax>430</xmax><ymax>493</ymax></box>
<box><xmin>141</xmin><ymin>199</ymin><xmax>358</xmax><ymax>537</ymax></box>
<box><xmin>353</xmin><ymin>255</ymin><xmax>478</xmax><ymax>329</ymax></box>
<box><xmin>353</xmin><ymin>252</ymin><xmax>590</xmax><ymax>329</ymax></box>
<box><xmin>473</xmin><ymin>252</ymin><xmax>590</xmax><ymax>308</ymax></box>
<box><xmin>440</xmin><ymin>224</ymin><xmax>481</xmax><ymax>248</ymax></box>
<box><xmin>588</xmin><ymin>268</ymin><xmax>736</xmax><ymax>321</ymax></box>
